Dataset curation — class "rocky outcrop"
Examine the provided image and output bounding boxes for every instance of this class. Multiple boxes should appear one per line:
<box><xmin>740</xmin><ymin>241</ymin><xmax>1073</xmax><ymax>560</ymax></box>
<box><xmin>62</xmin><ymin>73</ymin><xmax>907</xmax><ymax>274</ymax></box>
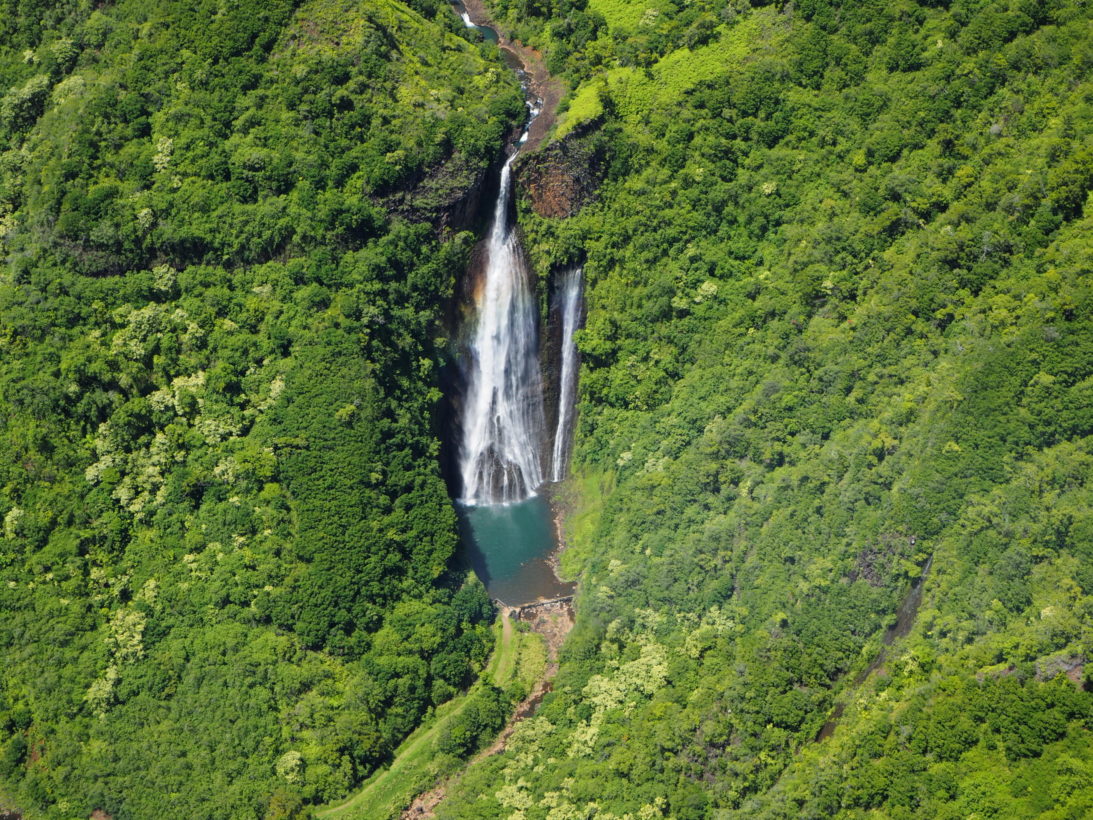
<box><xmin>1035</xmin><ymin>653</ymin><xmax>1085</xmax><ymax>684</ymax></box>
<box><xmin>516</xmin><ymin>120</ymin><xmax>607</xmax><ymax>218</ymax></box>
<box><xmin>379</xmin><ymin>153</ymin><xmax>492</xmax><ymax>233</ymax></box>
<box><xmin>512</xmin><ymin>597</ymin><xmax>574</xmax><ymax>662</ymax></box>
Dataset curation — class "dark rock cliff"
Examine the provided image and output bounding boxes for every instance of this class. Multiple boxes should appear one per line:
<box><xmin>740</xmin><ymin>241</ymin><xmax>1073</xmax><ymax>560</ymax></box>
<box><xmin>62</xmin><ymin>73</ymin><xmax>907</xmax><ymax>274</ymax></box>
<box><xmin>379</xmin><ymin>153</ymin><xmax>494</xmax><ymax>233</ymax></box>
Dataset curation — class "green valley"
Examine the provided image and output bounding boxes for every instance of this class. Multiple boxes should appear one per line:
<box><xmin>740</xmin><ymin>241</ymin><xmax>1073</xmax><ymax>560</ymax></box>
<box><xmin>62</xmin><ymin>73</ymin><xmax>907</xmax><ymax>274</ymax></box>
<box><xmin>440</xmin><ymin>0</ymin><xmax>1093</xmax><ymax>817</ymax></box>
<box><xmin>1</xmin><ymin>0</ymin><xmax>1091</xmax><ymax>818</ymax></box>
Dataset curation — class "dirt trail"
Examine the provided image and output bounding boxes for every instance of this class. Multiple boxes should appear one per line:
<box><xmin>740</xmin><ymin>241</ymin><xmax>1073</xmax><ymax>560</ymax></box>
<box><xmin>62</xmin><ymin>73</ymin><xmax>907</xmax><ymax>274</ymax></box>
<box><xmin>461</xmin><ymin>0</ymin><xmax>564</xmax><ymax>153</ymax></box>
<box><xmin>402</xmin><ymin>601</ymin><xmax>574</xmax><ymax>818</ymax></box>
<box><xmin>321</xmin><ymin>612</ymin><xmax>522</xmax><ymax>819</ymax></box>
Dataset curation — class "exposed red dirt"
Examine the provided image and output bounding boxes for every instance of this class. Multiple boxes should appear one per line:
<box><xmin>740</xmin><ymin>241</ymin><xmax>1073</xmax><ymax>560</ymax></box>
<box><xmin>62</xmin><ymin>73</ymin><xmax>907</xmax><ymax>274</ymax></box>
<box><xmin>461</xmin><ymin>0</ymin><xmax>564</xmax><ymax>154</ymax></box>
<box><xmin>402</xmin><ymin>601</ymin><xmax>574</xmax><ymax>818</ymax></box>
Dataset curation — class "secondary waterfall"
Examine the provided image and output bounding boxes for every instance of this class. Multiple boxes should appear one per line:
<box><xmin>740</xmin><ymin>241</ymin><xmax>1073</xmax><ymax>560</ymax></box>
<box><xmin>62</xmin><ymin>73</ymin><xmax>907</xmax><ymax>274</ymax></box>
<box><xmin>457</xmin><ymin>153</ymin><xmax>546</xmax><ymax>506</ymax></box>
<box><xmin>550</xmin><ymin>267</ymin><xmax>582</xmax><ymax>482</ymax></box>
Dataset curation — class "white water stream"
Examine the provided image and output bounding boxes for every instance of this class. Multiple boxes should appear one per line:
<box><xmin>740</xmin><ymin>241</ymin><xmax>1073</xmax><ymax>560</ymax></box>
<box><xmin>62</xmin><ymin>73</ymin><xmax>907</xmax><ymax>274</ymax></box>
<box><xmin>550</xmin><ymin>268</ymin><xmax>582</xmax><ymax>482</ymax></box>
<box><xmin>454</xmin><ymin>6</ymin><xmax>580</xmax><ymax>507</ymax></box>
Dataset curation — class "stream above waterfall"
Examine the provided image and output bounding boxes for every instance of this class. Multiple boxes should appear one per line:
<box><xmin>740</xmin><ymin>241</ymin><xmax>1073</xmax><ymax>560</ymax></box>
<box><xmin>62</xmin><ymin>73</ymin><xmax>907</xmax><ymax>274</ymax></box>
<box><xmin>453</xmin><ymin>0</ymin><xmax>498</xmax><ymax>44</ymax></box>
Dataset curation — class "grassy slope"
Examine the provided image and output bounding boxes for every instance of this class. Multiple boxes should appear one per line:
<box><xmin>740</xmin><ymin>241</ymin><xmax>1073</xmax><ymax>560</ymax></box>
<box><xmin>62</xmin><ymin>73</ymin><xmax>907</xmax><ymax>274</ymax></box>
<box><xmin>556</xmin><ymin>11</ymin><xmax>771</xmax><ymax>138</ymax></box>
<box><xmin>318</xmin><ymin>611</ymin><xmax>546</xmax><ymax>820</ymax></box>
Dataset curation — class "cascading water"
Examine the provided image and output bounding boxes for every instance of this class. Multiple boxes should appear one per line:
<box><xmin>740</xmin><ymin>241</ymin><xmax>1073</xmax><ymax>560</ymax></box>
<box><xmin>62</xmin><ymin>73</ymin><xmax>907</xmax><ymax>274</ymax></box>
<box><xmin>550</xmin><ymin>267</ymin><xmax>583</xmax><ymax>482</ymax></box>
<box><xmin>456</xmin><ymin>2</ymin><xmax>498</xmax><ymax>44</ymax></box>
<box><xmin>448</xmin><ymin>2</ymin><xmax>577</xmax><ymax>604</ymax></box>
<box><xmin>457</xmin><ymin>153</ymin><xmax>547</xmax><ymax>506</ymax></box>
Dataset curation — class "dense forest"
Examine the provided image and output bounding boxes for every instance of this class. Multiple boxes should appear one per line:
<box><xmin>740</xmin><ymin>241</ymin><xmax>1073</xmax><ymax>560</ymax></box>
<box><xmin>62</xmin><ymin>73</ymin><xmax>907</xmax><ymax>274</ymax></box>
<box><xmin>1</xmin><ymin>0</ymin><xmax>1091</xmax><ymax>818</ymax></box>
<box><xmin>438</xmin><ymin>0</ymin><xmax>1093</xmax><ymax>817</ymax></box>
<box><xmin>0</xmin><ymin>0</ymin><xmax>522</xmax><ymax>816</ymax></box>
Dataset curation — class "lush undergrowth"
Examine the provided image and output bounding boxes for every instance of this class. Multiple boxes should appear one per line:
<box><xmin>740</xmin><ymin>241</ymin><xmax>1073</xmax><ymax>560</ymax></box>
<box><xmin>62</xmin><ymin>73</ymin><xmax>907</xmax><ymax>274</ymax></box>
<box><xmin>0</xmin><ymin>0</ymin><xmax>523</xmax><ymax>817</ymax></box>
<box><xmin>442</xmin><ymin>0</ymin><xmax>1093</xmax><ymax>817</ymax></box>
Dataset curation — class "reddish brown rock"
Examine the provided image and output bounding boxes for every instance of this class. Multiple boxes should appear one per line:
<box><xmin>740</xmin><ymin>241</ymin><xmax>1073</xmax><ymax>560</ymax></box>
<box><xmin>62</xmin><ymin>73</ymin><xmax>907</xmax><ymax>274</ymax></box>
<box><xmin>516</xmin><ymin>121</ymin><xmax>607</xmax><ymax>219</ymax></box>
<box><xmin>461</xmin><ymin>0</ymin><xmax>564</xmax><ymax>155</ymax></box>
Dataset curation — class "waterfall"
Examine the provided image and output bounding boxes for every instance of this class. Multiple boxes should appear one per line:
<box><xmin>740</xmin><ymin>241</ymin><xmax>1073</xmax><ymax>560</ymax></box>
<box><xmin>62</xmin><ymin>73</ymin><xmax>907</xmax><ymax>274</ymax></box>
<box><xmin>457</xmin><ymin>154</ymin><xmax>546</xmax><ymax>506</ymax></box>
<box><xmin>455</xmin><ymin>2</ymin><xmax>499</xmax><ymax>45</ymax></box>
<box><xmin>550</xmin><ymin>267</ymin><xmax>582</xmax><ymax>482</ymax></box>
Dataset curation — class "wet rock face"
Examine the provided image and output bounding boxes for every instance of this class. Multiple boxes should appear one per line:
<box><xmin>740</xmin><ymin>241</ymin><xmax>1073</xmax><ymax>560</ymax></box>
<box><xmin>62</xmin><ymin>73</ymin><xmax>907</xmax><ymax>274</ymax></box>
<box><xmin>516</xmin><ymin>122</ymin><xmax>606</xmax><ymax>219</ymax></box>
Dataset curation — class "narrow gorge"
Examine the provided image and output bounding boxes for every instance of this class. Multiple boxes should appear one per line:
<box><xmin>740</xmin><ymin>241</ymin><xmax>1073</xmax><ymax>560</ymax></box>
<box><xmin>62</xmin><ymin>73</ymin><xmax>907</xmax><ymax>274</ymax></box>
<box><xmin>447</xmin><ymin>3</ymin><xmax>582</xmax><ymax>607</ymax></box>
<box><xmin>5</xmin><ymin>0</ymin><xmax>1089</xmax><ymax>817</ymax></box>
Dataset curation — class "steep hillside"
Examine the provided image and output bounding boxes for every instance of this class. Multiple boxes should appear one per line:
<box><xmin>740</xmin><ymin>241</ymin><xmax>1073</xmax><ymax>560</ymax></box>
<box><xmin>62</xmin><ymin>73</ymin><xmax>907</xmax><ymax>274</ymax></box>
<box><xmin>0</xmin><ymin>0</ymin><xmax>522</xmax><ymax>816</ymax></box>
<box><xmin>441</xmin><ymin>0</ymin><xmax>1093</xmax><ymax>816</ymax></box>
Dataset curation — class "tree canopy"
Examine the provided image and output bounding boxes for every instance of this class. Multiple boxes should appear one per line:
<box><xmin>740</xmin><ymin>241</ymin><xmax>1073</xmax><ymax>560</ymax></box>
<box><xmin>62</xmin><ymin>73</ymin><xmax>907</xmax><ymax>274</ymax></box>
<box><xmin>442</xmin><ymin>0</ymin><xmax>1093</xmax><ymax>816</ymax></box>
<box><xmin>0</xmin><ymin>0</ymin><xmax>522</xmax><ymax>816</ymax></box>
